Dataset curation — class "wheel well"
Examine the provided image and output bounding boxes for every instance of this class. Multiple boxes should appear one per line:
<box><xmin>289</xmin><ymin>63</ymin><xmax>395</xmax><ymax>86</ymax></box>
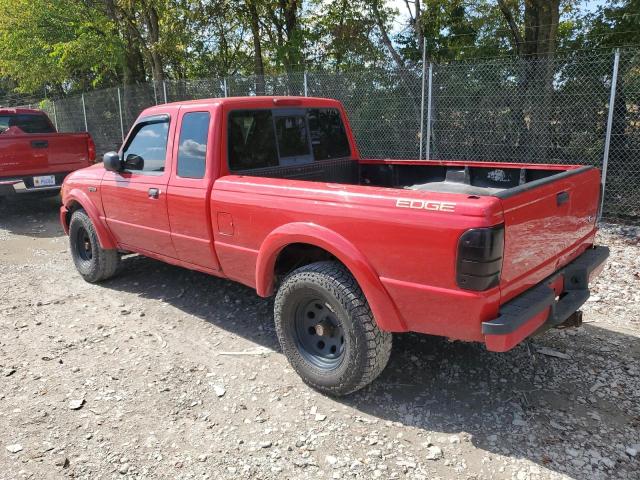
<box><xmin>65</xmin><ymin>201</ymin><xmax>82</xmax><ymax>228</ymax></box>
<box><xmin>275</xmin><ymin>243</ymin><xmax>340</xmax><ymax>280</ymax></box>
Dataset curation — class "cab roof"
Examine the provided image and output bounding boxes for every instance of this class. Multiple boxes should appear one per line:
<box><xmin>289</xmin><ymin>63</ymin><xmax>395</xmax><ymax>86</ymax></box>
<box><xmin>0</xmin><ymin>108</ymin><xmax>46</xmax><ymax>115</ymax></box>
<box><xmin>139</xmin><ymin>96</ymin><xmax>342</xmax><ymax>117</ymax></box>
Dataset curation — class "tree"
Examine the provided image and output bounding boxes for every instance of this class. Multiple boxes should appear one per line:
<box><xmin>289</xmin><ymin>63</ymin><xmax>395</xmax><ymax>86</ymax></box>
<box><xmin>308</xmin><ymin>0</ymin><xmax>385</xmax><ymax>71</ymax></box>
<box><xmin>245</xmin><ymin>0</ymin><xmax>266</xmax><ymax>93</ymax></box>
<box><xmin>497</xmin><ymin>0</ymin><xmax>560</xmax><ymax>58</ymax></box>
<box><xmin>370</xmin><ymin>0</ymin><xmax>406</xmax><ymax>70</ymax></box>
<box><xmin>0</xmin><ymin>0</ymin><xmax>121</xmax><ymax>93</ymax></box>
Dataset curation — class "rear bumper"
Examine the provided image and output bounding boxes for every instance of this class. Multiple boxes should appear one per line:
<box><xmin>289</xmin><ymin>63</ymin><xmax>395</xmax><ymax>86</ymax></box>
<box><xmin>0</xmin><ymin>173</ymin><xmax>69</xmax><ymax>196</ymax></box>
<box><xmin>482</xmin><ymin>245</ymin><xmax>609</xmax><ymax>352</ymax></box>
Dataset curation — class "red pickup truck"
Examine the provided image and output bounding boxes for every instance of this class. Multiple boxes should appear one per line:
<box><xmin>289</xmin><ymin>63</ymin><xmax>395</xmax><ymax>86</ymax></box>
<box><xmin>0</xmin><ymin>108</ymin><xmax>95</xmax><ymax>200</ymax></box>
<box><xmin>60</xmin><ymin>96</ymin><xmax>608</xmax><ymax>395</ymax></box>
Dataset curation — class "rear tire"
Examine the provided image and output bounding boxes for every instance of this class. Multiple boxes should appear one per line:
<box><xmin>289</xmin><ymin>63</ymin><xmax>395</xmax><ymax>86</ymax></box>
<box><xmin>69</xmin><ymin>209</ymin><xmax>120</xmax><ymax>283</ymax></box>
<box><xmin>274</xmin><ymin>261</ymin><xmax>392</xmax><ymax>396</ymax></box>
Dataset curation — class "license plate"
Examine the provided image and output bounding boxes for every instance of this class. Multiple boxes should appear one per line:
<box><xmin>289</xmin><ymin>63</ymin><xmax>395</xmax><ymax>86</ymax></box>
<box><xmin>33</xmin><ymin>175</ymin><xmax>56</xmax><ymax>187</ymax></box>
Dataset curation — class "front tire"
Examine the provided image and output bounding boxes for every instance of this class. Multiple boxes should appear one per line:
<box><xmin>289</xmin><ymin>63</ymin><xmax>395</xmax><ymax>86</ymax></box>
<box><xmin>69</xmin><ymin>209</ymin><xmax>120</xmax><ymax>283</ymax></box>
<box><xmin>274</xmin><ymin>261</ymin><xmax>392</xmax><ymax>396</ymax></box>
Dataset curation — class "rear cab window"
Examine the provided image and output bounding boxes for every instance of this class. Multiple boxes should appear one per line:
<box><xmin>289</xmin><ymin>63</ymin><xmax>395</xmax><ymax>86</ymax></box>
<box><xmin>228</xmin><ymin>107</ymin><xmax>350</xmax><ymax>172</ymax></box>
<box><xmin>0</xmin><ymin>113</ymin><xmax>55</xmax><ymax>134</ymax></box>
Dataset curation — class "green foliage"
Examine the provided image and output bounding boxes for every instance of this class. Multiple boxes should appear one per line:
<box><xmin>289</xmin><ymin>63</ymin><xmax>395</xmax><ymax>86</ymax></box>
<box><xmin>1</xmin><ymin>0</ymin><xmax>639</xmax><ymax>95</ymax></box>
<box><xmin>307</xmin><ymin>0</ymin><xmax>385</xmax><ymax>70</ymax></box>
<box><xmin>0</xmin><ymin>0</ymin><xmax>121</xmax><ymax>93</ymax></box>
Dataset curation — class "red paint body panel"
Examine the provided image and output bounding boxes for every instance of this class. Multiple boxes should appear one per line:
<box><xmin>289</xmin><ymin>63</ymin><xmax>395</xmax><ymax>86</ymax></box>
<box><xmin>60</xmin><ymin>96</ymin><xmax>606</xmax><ymax>353</ymax></box>
<box><xmin>166</xmin><ymin>103</ymin><xmax>222</xmax><ymax>271</ymax></box>
<box><xmin>61</xmin><ymin>165</ymin><xmax>117</xmax><ymax>249</ymax></box>
<box><xmin>0</xmin><ymin>109</ymin><xmax>94</xmax><ymax>189</ymax></box>
<box><xmin>498</xmin><ymin>167</ymin><xmax>600</xmax><ymax>303</ymax></box>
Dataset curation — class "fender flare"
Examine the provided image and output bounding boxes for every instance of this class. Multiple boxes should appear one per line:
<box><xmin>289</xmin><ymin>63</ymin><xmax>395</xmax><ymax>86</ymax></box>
<box><xmin>255</xmin><ymin>222</ymin><xmax>406</xmax><ymax>332</ymax></box>
<box><xmin>63</xmin><ymin>189</ymin><xmax>117</xmax><ymax>249</ymax></box>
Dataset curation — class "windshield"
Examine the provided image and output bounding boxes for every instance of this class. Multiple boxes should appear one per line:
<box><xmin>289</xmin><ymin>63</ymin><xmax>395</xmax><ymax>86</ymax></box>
<box><xmin>0</xmin><ymin>114</ymin><xmax>55</xmax><ymax>134</ymax></box>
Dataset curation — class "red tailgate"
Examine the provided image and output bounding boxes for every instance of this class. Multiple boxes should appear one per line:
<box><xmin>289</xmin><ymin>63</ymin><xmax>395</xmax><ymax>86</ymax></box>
<box><xmin>498</xmin><ymin>166</ymin><xmax>601</xmax><ymax>303</ymax></box>
<box><xmin>0</xmin><ymin>133</ymin><xmax>92</xmax><ymax>177</ymax></box>
<box><xmin>43</xmin><ymin>134</ymin><xmax>93</xmax><ymax>171</ymax></box>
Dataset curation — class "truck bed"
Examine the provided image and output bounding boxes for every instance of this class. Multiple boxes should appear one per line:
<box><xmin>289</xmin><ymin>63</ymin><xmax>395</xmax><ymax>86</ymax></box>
<box><xmin>237</xmin><ymin>156</ymin><xmax>589</xmax><ymax>197</ymax></box>
<box><xmin>232</xmin><ymin>156</ymin><xmax>600</xmax><ymax>309</ymax></box>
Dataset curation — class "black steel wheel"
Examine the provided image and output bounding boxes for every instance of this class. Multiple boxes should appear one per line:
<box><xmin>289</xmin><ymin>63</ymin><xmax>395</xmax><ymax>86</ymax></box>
<box><xmin>294</xmin><ymin>298</ymin><xmax>346</xmax><ymax>369</ymax></box>
<box><xmin>74</xmin><ymin>225</ymin><xmax>93</xmax><ymax>262</ymax></box>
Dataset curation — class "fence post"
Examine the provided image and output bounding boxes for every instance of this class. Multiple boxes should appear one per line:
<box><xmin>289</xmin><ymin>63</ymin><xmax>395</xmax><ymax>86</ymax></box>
<box><xmin>223</xmin><ymin>78</ymin><xmax>228</xmax><ymax>97</ymax></box>
<box><xmin>162</xmin><ymin>81</ymin><xmax>168</xmax><ymax>104</ymax></box>
<box><xmin>601</xmin><ymin>49</ymin><xmax>620</xmax><ymax>220</ymax></box>
<box><xmin>81</xmin><ymin>93</ymin><xmax>88</xmax><ymax>132</ymax></box>
<box><xmin>52</xmin><ymin>100</ymin><xmax>58</xmax><ymax>131</ymax></box>
<box><xmin>425</xmin><ymin>63</ymin><xmax>433</xmax><ymax>161</ymax></box>
<box><xmin>304</xmin><ymin>71</ymin><xmax>308</xmax><ymax>97</ymax></box>
<box><xmin>152</xmin><ymin>80</ymin><xmax>158</xmax><ymax>105</ymax></box>
<box><xmin>117</xmin><ymin>87</ymin><xmax>125</xmax><ymax>142</ymax></box>
<box><xmin>419</xmin><ymin>40</ymin><xmax>427</xmax><ymax>160</ymax></box>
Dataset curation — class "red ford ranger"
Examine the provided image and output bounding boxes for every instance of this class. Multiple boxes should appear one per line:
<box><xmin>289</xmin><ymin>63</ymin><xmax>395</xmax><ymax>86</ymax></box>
<box><xmin>60</xmin><ymin>97</ymin><xmax>608</xmax><ymax>395</ymax></box>
<box><xmin>0</xmin><ymin>108</ymin><xmax>95</xmax><ymax>200</ymax></box>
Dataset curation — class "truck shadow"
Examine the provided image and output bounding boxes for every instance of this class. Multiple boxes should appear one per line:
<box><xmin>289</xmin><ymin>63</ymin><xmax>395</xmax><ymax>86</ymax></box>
<box><xmin>349</xmin><ymin>329</ymin><xmax>639</xmax><ymax>479</ymax></box>
<box><xmin>0</xmin><ymin>195</ymin><xmax>64</xmax><ymax>239</ymax></box>
<box><xmin>101</xmin><ymin>253</ymin><xmax>639</xmax><ymax>480</ymax></box>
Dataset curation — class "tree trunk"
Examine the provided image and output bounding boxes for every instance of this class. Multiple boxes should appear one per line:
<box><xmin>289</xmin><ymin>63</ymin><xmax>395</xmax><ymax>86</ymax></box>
<box><xmin>246</xmin><ymin>0</ymin><xmax>265</xmax><ymax>95</ymax></box>
<box><xmin>499</xmin><ymin>0</ymin><xmax>560</xmax><ymax>162</ymax></box>
<box><xmin>371</xmin><ymin>0</ymin><xmax>405</xmax><ymax>71</ymax></box>
<box><xmin>103</xmin><ymin>0</ymin><xmax>146</xmax><ymax>84</ymax></box>
<box><xmin>522</xmin><ymin>0</ymin><xmax>560</xmax><ymax>58</ymax></box>
<box><xmin>281</xmin><ymin>0</ymin><xmax>301</xmax><ymax>73</ymax></box>
<box><xmin>142</xmin><ymin>2</ymin><xmax>164</xmax><ymax>83</ymax></box>
<box><xmin>123</xmin><ymin>25</ymin><xmax>146</xmax><ymax>85</ymax></box>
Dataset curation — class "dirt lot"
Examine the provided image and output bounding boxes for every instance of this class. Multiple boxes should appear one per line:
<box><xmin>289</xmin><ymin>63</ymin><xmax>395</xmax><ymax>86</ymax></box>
<box><xmin>1</xmin><ymin>196</ymin><xmax>639</xmax><ymax>480</ymax></box>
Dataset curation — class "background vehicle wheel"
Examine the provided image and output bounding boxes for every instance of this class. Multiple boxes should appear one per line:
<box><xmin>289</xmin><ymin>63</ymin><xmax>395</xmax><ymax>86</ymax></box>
<box><xmin>69</xmin><ymin>209</ymin><xmax>120</xmax><ymax>283</ymax></box>
<box><xmin>275</xmin><ymin>261</ymin><xmax>392</xmax><ymax>396</ymax></box>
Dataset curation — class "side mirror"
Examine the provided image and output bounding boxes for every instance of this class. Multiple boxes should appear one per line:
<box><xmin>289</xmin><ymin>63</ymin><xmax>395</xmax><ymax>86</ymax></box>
<box><xmin>123</xmin><ymin>154</ymin><xmax>144</xmax><ymax>171</ymax></box>
<box><xmin>103</xmin><ymin>151</ymin><xmax>122</xmax><ymax>172</ymax></box>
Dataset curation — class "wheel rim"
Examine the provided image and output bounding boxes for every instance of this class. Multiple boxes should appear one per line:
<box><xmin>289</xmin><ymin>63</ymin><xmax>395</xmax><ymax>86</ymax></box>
<box><xmin>293</xmin><ymin>298</ymin><xmax>345</xmax><ymax>369</ymax></box>
<box><xmin>75</xmin><ymin>227</ymin><xmax>93</xmax><ymax>261</ymax></box>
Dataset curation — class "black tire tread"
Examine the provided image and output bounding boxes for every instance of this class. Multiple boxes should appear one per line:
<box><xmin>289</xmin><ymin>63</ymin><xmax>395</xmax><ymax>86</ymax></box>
<box><xmin>274</xmin><ymin>261</ymin><xmax>392</xmax><ymax>395</ymax></box>
<box><xmin>69</xmin><ymin>209</ymin><xmax>120</xmax><ymax>283</ymax></box>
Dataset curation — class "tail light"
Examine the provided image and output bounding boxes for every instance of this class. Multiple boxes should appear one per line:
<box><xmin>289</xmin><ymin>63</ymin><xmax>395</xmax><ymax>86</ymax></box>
<box><xmin>87</xmin><ymin>135</ymin><xmax>96</xmax><ymax>164</ymax></box>
<box><xmin>456</xmin><ymin>224</ymin><xmax>504</xmax><ymax>291</ymax></box>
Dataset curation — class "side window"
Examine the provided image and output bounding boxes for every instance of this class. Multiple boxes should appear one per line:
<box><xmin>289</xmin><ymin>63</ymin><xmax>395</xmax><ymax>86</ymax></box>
<box><xmin>228</xmin><ymin>110</ymin><xmax>278</xmax><ymax>171</ymax></box>
<box><xmin>122</xmin><ymin>120</ymin><xmax>169</xmax><ymax>173</ymax></box>
<box><xmin>177</xmin><ymin>112</ymin><xmax>210</xmax><ymax>178</ymax></box>
<box><xmin>307</xmin><ymin>108</ymin><xmax>351</xmax><ymax>160</ymax></box>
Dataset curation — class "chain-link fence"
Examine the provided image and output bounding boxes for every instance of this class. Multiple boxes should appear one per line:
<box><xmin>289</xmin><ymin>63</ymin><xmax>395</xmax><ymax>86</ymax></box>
<box><xmin>3</xmin><ymin>49</ymin><xmax>639</xmax><ymax>218</ymax></box>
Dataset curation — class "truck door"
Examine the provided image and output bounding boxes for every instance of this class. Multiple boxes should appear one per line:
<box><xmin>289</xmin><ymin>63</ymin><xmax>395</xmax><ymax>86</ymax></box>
<box><xmin>101</xmin><ymin>114</ymin><xmax>177</xmax><ymax>257</ymax></box>
<box><xmin>166</xmin><ymin>106</ymin><xmax>221</xmax><ymax>271</ymax></box>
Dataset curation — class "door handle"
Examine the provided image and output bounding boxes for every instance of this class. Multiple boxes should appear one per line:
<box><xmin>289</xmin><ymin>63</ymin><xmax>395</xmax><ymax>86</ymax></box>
<box><xmin>31</xmin><ymin>140</ymin><xmax>49</xmax><ymax>149</ymax></box>
<box><xmin>557</xmin><ymin>191</ymin><xmax>570</xmax><ymax>206</ymax></box>
<box><xmin>148</xmin><ymin>188</ymin><xmax>160</xmax><ymax>199</ymax></box>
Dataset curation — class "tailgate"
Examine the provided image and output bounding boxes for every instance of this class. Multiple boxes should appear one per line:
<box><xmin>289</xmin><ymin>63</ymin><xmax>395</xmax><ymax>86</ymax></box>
<box><xmin>498</xmin><ymin>166</ymin><xmax>601</xmax><ymax>302</ymax></box>
<box><xmin>0</xmin><ymin>133</ymin><xmax>90</xmax><ymax>178</ymax></box>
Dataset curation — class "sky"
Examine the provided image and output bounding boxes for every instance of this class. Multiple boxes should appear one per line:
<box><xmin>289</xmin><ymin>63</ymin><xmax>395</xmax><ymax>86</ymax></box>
<box><xmin>387</xmin><ymin>0</ymin><xmax>610</xmax><ymax>34</ymax></box>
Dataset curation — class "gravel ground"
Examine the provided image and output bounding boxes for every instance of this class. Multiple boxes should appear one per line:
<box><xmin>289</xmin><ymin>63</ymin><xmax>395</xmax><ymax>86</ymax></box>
<box><xmin>0</xmin><ymin>196</ymin><xmax>639</xmax><ymax>480</ymax></box>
